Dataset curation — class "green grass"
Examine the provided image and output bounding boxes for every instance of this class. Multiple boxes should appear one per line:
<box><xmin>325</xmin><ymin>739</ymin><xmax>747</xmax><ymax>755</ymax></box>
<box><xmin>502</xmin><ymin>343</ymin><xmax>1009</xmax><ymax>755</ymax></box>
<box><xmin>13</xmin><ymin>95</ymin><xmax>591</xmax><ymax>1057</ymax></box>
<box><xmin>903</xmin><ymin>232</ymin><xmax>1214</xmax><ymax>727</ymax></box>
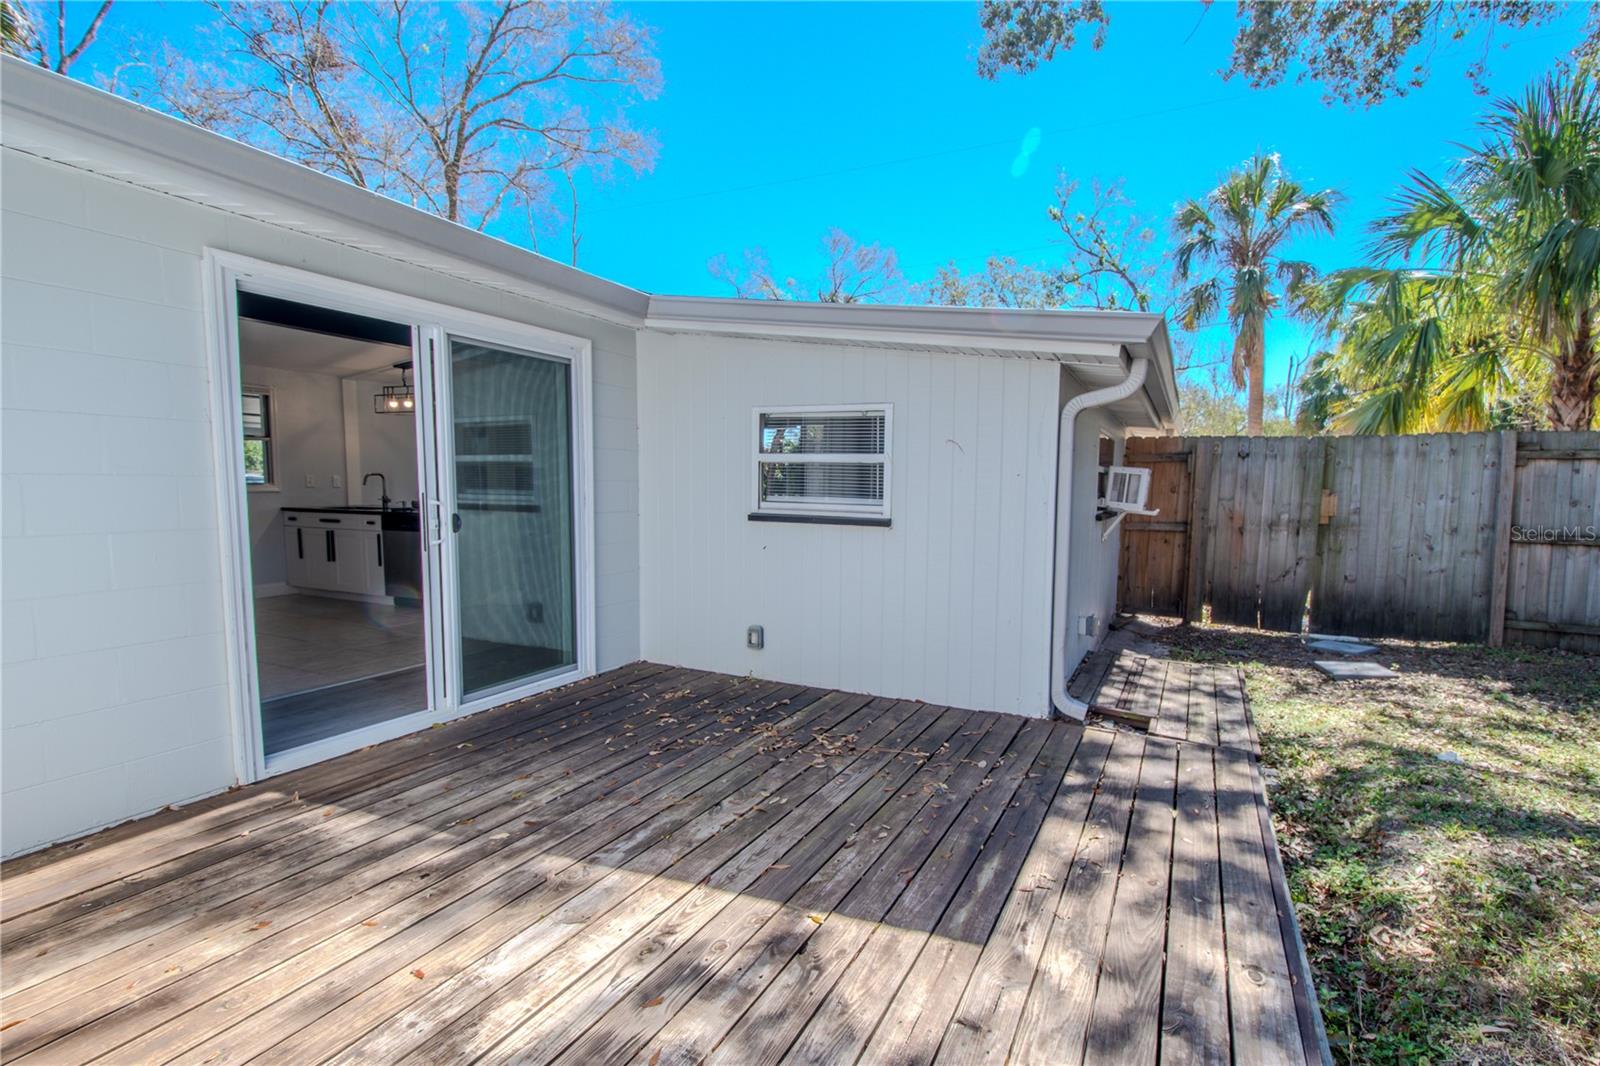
<box><xmin>1160</xmin><ymin>623</ymin><xmax>1600</xmax><ymax>1066</ymax></box>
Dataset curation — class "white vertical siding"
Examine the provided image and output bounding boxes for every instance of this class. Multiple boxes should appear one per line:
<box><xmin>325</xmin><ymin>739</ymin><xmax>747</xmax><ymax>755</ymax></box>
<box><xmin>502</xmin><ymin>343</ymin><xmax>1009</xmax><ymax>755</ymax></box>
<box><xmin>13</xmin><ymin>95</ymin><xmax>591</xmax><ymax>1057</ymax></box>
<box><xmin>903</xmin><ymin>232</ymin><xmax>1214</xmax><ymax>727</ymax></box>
<box><xmin>0</xmin><ymin>148</ymin><xmax>642</xmax><ymax>856</ymax></box>
<box><xmin>637</xmin><ymin>332</ymin><xmax>1062</xmax><ymax>716</ymax></box>
<box><xmin>1058</xmin><ymin>407</ymin><xmax>1126</xmax><ymax>679</ymax></box>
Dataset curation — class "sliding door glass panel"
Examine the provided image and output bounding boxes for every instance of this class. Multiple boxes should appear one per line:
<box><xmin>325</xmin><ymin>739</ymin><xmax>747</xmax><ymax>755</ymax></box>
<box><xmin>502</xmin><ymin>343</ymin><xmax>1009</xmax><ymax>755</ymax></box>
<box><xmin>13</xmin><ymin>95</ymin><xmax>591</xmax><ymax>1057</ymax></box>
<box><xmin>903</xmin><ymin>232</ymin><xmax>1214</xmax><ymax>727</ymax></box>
<box><xmin>448</xmin><ymin>338</ymin><xmax>576</xmax><ymax>700</ymax></box>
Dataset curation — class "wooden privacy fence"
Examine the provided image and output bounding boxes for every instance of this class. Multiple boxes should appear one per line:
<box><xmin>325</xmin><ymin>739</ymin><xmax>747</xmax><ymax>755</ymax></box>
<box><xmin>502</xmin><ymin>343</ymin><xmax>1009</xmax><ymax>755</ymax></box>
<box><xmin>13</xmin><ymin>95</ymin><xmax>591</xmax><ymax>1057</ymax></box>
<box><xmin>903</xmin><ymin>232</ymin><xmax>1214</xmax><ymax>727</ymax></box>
<box><xmin>1117</xmin><ymin>431</ymin><xmax>1600</xmax><ymax>652</ymax></box>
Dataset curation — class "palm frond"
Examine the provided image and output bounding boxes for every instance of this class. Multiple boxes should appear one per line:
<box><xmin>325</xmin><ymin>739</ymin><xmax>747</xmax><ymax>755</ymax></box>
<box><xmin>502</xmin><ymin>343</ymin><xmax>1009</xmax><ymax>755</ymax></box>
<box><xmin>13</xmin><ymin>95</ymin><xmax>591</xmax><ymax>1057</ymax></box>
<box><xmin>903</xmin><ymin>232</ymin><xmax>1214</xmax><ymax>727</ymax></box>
<box><xmin>1370</xmin><ymin>171</ymin><xmax>1483</xmax><ymax>265</ymax></box>
<box><xmin>1174</xmin><ymin>275</ymin><xmax>1222</xmax><ymax>331</ymax></box>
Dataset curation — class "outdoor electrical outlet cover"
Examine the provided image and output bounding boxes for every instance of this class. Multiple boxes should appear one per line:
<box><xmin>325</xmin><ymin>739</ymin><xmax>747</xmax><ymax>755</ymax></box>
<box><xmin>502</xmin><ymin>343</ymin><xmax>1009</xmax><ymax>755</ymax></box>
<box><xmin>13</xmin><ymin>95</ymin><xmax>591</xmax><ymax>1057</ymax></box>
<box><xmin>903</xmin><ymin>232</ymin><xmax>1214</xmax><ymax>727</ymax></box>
<box><xmin>747</xmin><ymin>625</ymin><xmax>764</xmax><ymax>650</ymax></box>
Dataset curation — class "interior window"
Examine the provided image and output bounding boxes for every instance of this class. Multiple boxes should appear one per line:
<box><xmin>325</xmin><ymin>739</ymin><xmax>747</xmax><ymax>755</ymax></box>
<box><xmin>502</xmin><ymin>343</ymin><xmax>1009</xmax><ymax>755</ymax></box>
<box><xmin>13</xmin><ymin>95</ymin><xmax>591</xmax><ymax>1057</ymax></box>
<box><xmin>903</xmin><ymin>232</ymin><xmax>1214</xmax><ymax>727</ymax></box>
<box><xmin>242</xmin><ymin>388</ymin><xmax>274</xmax><ymax>487</ymax></box>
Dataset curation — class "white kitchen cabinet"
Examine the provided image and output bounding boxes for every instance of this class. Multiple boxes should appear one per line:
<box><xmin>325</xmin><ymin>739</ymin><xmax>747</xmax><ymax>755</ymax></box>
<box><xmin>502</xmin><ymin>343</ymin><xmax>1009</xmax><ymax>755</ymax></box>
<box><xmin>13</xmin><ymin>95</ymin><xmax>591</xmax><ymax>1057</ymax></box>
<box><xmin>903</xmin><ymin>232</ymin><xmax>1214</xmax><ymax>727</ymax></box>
<box><xmin>282</xmin><ymin>511</ymin><xmax>385</xmax><ymax>597</ymax></box>
<box><xmin>333</xmin><ymin>528</ymin><xmax>384</xmax><ymax>595</ymax></box>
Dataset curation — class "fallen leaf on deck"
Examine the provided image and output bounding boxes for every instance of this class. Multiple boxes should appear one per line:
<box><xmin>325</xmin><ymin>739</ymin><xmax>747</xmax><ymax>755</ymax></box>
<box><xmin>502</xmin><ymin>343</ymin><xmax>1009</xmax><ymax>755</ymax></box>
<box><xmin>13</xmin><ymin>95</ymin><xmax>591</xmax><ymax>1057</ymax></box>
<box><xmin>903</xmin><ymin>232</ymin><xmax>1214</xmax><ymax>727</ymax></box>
<box><xmin>411</xmin><ymin>969</ymin><xmax>426</xmax><ymax>979</ymax></box>
<box><xmin>0</xmin><ymin>1019</ymin><xmax>26</xmax><ymax>1032</ymax></box>
<box><xmin>643</xmin><ymin>995</ymin><xmax>665</xmax><ymax>1008</ymax></box>
<box><xmin>807</xmin><ymin>914</ymin><xmax>825</xmax><ymax>925</ymax></box>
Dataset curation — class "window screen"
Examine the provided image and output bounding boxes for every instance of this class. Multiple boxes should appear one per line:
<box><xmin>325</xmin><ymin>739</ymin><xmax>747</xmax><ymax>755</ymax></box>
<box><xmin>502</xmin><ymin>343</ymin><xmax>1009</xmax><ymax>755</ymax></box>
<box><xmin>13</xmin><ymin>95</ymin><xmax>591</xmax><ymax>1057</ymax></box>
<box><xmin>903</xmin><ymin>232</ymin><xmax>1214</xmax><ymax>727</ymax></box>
<box><xmin>754</xmin><ymin>406</ymin><xmax>890</xmax><ymax>519</ymax></box>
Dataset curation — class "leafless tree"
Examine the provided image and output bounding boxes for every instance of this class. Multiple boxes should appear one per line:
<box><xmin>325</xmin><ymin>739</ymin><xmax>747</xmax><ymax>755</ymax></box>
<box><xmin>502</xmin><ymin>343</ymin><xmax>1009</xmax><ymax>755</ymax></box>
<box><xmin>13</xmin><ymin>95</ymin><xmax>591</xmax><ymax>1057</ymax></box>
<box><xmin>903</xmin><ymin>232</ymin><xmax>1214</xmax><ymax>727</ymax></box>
<box><xmin>709</xmin><ymin>229</ymin><xmax>904</xmax><ymax>303</ymax></box>
<box><xmin>708</xmin><ymin>248</ymin><xmax>790</xmax><ymax>300</ymax></box>
<box><xmin>129</xmin><ymin>1</ymin><xmax>659</xmax><ymax>262</ymax></box>
<box><xmin>922</xmin><ymin>256</ymin><xmax>1073</xmax><ymax>309</ymax></box>
<box><xmin>2</xmin><ymin>0</ymin><xmax>113</xmax><ymax>73</ymax></box>
<box><xmin>926</xmin><ymin>175</ymin><xmax>1162</xmax><ymax>313</ymax></box>
<box><xmin>1048</xmin><ymin>173</ymin><xmax>1161</xmax><ymax>312</ymax></box>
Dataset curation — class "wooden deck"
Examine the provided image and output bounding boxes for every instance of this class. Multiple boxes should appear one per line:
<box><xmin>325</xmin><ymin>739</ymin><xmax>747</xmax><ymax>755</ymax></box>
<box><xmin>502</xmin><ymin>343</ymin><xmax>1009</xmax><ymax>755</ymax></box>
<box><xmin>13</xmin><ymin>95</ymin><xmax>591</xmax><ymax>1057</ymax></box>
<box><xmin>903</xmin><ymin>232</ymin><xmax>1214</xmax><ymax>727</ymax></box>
<box><xmin>1069</xmin><ymin>641</ymin><xmax>1259</xmax><ymax>752</ymax></box>
<box><xmin>0</xmin><ymin>663</ymin><xmax>1325</xmax><ymax>1065</ymax></box>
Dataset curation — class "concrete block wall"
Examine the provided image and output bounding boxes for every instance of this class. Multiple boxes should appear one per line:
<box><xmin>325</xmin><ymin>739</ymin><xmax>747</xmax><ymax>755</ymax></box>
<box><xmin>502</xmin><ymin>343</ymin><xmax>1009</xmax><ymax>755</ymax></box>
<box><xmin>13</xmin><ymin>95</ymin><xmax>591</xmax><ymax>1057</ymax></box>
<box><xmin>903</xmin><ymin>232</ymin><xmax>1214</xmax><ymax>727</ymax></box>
<box><xmin>2</xmin><ymin>152</ymin><xmax>232</xmax><ymax>852</ymax></box>
<box><xmin>0</xmin><ymin>147</ymin><xmax>643</xmax><ymax>856</ymax></box>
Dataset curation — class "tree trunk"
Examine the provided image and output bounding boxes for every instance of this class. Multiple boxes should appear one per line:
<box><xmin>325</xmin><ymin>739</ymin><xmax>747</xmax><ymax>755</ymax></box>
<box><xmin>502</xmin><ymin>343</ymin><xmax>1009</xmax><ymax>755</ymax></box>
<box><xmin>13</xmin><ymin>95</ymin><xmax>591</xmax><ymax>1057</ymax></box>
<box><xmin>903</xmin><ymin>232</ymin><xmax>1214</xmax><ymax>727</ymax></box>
<box><xmin>1548</xmin><ymin>311</ymin><xmax>1598</xmax><ymax>431</ymax></box>
<box><xmin>1244</xmin><ymin>317</ymin><xmax>1265</xmax><ymax>436</ymax></box>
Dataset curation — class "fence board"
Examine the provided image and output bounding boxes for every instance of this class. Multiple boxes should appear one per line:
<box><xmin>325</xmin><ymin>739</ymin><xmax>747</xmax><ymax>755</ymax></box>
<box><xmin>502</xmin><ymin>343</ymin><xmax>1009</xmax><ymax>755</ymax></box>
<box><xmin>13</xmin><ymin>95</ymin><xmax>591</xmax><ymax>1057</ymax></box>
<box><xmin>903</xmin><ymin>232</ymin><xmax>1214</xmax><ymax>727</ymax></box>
<box><xmin>1117</xmin><ymin>430</ymin><xmax>1598</xmax><ymax>649</ymax></box>
<box><xmin>1507</xmin><ymin>431</ymin><xmax>1600</xmax><ymax>653</ymax></box>
<box><xmin>1117</xmin><ymin>445</ymin><xmax>1193</xmax><ymax>615</ymax></box>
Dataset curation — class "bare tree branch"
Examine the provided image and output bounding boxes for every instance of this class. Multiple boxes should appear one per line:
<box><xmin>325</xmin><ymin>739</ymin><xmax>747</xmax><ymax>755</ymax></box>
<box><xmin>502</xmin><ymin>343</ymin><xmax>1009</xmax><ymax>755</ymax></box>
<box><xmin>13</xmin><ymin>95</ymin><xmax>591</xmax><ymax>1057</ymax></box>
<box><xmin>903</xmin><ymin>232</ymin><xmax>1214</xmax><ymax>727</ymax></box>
<box><xmin>709</xmin><ymin>230</ymin><xmax>903</xmax><ymax>303</ymax></box>
<box><xmin>1048</xmin><ymin>173</ymin><xmax>1160</xmax><ymax>311</ymax></box>
<box><xmin>1</xmin><ymin>0</ymin><xmax>112</xmax><ymax>71</ymax></box>
<box><xmin>55</xmin><ymin>0</ymin><xmax>108</xmax><ymax>71</ymax></box>
<box><xmin>127</xmin><ymin>1</ymin><xmax>660</xmax><ymax>248</ymax></box>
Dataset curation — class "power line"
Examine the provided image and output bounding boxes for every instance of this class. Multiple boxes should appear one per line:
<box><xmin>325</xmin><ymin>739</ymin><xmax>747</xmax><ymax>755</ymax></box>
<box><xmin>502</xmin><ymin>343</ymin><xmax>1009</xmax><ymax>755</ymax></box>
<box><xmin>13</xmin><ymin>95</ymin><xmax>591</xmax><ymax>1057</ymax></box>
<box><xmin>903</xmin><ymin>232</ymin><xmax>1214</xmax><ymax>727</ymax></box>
<box><xmin>583</xmin><ymin>92</ymin><xmax>1249</xmax><ymax>217</ymax></box>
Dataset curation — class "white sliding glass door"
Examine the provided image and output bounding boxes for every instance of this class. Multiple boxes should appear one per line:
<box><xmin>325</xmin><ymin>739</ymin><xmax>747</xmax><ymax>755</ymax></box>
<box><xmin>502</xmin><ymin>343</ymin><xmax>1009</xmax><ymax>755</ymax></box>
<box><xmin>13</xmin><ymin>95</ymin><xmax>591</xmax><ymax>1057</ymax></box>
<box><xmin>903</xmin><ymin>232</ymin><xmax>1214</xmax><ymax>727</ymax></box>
<box><xmin>423</xmin><ymin>328</ymin><xmax>585</xmax><ymax>713</ymax></box>
<box><xmin>210</xmin><ymin>253</ymin><xmax>593</xmax><ymax>782</ymax></box>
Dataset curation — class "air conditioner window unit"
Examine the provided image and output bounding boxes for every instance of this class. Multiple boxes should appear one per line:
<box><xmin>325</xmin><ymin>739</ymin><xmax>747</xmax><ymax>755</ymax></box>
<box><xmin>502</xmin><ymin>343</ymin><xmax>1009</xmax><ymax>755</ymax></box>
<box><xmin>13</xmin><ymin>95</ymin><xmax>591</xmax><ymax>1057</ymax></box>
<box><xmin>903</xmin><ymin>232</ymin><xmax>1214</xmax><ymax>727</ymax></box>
<box><xmin>1100</xmin><ymin>465</ymin><xmax>1158</xmax><ymax>515</ymax></box>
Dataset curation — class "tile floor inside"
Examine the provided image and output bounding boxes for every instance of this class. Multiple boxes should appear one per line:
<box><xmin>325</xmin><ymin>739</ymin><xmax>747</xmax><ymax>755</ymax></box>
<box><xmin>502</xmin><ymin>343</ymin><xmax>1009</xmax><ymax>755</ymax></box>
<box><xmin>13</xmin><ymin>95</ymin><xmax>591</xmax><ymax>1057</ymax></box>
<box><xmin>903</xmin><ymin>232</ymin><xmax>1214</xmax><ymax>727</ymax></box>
<box><xmin>252</xmin><ymin>593</ymin><xmax>428</xmax><ymax>755</ymax></box>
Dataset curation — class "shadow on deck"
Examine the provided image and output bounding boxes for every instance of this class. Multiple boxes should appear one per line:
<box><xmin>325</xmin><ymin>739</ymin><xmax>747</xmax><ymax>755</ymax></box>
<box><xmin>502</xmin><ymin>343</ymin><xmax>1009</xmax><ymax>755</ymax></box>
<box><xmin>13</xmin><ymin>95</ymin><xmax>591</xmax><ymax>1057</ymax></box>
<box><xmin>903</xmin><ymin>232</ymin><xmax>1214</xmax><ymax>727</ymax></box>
<box><xmin>1</xmin><ymin>661</ymin><xmax>1329</xmax><ymax>1065</ymax></box>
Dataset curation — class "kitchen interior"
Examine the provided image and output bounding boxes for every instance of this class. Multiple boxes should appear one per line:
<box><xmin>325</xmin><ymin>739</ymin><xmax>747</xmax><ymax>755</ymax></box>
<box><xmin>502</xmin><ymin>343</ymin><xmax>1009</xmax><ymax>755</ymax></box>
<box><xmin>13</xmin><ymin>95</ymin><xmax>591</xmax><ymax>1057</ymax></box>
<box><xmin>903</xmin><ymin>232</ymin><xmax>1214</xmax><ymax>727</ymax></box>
<box><xmin>237</xmin><ymin>293</ymin><xmax>581</xmax><ymax>759</ymax></box>
<box><xmin>238</xmin><ymin>294</ymin><xmax>428</xmax><ymax>756</ymax></box>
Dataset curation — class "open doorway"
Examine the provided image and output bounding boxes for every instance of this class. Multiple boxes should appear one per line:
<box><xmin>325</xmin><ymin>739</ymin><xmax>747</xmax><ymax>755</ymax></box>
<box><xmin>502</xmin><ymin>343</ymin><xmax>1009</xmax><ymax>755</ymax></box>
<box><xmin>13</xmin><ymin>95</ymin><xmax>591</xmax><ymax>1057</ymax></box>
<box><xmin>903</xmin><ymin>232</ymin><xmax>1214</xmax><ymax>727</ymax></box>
<box><xmin>208</xmin><ymin>252</ymin><xmax>598</xmax><ymax>783</ymax></box>
<box><xmin>234</xmin><ymin>293</ymin><xmax>429</xmax><ymax>757</ymax></box>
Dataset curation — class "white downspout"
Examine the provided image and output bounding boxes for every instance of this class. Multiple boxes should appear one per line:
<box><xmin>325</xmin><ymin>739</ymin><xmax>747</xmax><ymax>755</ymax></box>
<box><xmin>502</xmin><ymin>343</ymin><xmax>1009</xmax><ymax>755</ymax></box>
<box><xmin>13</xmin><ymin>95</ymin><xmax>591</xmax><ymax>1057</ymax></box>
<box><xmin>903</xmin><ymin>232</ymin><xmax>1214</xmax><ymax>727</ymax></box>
<box><xmin>1050</xmin><ymin>356</ymin><xmax>1151</xmax><ymax>720</ymax></box>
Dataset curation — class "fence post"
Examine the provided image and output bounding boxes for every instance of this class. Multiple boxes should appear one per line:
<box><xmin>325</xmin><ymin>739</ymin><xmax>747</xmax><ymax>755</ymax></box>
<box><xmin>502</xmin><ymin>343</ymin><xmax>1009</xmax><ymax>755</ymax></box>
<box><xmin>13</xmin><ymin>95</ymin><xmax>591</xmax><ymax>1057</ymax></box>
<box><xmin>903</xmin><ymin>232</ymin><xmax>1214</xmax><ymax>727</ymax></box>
<box><xmin>1182</xmin><ymin>439</ymin><xmax>1211</xmax><ymax>624</ymax></box>
<box><xmin>1486</xmin><ymin>430</ymin><xmax>1519</xmax><ymax>646</ymax></box>
<box><xmin>1303</xmin><ymin>437</ymin><xmax>1337</xmax><ymax>631</ymax></box>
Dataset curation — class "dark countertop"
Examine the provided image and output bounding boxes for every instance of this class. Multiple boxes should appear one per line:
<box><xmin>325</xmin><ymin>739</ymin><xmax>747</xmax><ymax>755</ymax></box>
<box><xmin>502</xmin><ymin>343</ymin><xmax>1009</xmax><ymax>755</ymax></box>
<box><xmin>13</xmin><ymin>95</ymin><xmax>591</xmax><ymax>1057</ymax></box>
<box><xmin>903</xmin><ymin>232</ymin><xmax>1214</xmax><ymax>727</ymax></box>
<box><xmin>280</xmin><ymin>506</ymin><xmax>390</xmax><ymax>515</ymax></box>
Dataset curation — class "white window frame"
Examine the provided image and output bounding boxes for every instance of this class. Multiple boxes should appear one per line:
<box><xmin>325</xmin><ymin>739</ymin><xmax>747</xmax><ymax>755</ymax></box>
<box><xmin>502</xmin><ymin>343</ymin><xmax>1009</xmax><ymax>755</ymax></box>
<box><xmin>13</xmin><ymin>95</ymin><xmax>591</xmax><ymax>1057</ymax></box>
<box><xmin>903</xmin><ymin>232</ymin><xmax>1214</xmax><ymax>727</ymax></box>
<box><xmin>241</xmin><ymin>385</ymin><xmax>278</xmax><ymax>492</ymax></box>
<box><xmin>203</xmin><ymin>249</ymin><xmax>597</xmax><ymax>786</ymax></box>
<box><xmin>751</xmin><ymin>403</ymin><xmax>892</xmax><ymax>522</ymax></box>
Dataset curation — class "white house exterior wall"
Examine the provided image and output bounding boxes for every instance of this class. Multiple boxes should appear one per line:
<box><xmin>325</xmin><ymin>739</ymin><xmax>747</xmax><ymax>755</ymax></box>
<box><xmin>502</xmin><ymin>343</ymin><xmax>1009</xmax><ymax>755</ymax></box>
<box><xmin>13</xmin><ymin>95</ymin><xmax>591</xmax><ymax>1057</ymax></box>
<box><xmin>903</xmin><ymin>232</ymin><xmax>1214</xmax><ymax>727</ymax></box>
<box><xmin>0</xmin><ymin>148</ymin><xmax>642</xmax><ymax>857</ymax></box>
<box><xmin>1060</xmin><ymin>405</ymin><xmax>1125</xmax><ymax>678</ymax></box>
<box><xmin>636</xmin><ymin>331</ymin><xmax>1066</xmax><ymax>716</ymax></box>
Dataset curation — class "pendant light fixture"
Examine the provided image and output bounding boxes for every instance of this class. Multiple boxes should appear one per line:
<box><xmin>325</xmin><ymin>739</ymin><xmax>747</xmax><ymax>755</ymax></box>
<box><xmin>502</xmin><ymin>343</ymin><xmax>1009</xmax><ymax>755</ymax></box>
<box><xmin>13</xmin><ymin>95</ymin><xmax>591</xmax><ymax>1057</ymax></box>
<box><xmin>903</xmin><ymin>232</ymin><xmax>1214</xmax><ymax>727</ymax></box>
<box><xmin>374</xmin><ymin>361</ymin><xmax>415</xmax><ymax>414</ymax></box>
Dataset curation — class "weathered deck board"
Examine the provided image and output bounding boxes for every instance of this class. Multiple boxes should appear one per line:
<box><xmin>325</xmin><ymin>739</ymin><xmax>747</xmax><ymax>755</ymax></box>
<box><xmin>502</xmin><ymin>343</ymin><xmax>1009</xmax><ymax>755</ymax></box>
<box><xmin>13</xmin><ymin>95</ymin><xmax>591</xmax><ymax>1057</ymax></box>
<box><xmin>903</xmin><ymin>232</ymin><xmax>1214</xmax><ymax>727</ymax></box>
<box><xmin>0</xmin><ymin>664</ymin><xmax>1320</xmax><ymax>1066</ymax></box>
<box><xmin>1079</xmin><ymin>648</ymin><xmax>1261</xmax><ymax>757</ymax></box>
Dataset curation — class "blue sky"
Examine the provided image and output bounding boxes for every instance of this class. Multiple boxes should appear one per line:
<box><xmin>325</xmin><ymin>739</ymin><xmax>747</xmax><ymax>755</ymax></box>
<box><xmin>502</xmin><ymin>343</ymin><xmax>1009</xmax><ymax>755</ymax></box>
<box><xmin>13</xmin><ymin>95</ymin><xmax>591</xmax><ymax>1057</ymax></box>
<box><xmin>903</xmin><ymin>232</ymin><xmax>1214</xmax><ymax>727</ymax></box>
<box><xmin>69</xmin><ymin>1</ymin><xmax>1590</xmax><ymax>392</ymax></box>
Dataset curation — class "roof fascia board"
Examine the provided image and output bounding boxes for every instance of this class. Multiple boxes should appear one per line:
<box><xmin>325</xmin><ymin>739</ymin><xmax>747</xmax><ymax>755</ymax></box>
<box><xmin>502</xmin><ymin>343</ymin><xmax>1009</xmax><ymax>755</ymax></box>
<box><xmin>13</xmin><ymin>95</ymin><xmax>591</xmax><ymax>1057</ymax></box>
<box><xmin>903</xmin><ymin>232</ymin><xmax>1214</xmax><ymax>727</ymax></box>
<box><xmin>0</xmin><ymin>59</ymin><xmax>650</xmax><ymax>324</ymax></box>
<box><xmin>646</xmin><ymin>296</ymin><xmax>1160</xmax><ymax>364</ymax></box>
<box><xmin>645</xmin><ymin>316</ymin><xmax>1124</xmax><ymax>364</ymax></box>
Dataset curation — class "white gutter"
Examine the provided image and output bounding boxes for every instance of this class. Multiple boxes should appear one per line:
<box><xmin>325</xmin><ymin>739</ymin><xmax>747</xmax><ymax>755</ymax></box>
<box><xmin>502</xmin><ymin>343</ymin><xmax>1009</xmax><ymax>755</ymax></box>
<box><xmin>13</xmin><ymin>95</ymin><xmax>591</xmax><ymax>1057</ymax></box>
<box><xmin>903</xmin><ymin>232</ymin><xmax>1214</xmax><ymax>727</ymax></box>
<box><xmin>1050</xmin><ymin>356</ymin><xmax>1151</xmax><ymax>721</ymax></box>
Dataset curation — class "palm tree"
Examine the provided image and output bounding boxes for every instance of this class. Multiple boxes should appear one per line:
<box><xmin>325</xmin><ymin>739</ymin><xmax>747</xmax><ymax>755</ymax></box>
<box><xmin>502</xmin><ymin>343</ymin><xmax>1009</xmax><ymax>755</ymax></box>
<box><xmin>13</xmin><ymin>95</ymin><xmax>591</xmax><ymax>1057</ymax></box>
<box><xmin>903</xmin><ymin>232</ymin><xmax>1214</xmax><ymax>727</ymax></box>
<box><xmin>1172</xmin><ymin>154</ymin><xmax>1341</xmax><ymax>435</ymax></box>
<box><xmin>1327</xmin><ymin>71</ymin><xmax>1600</xmax><ymax>432</ymax></box>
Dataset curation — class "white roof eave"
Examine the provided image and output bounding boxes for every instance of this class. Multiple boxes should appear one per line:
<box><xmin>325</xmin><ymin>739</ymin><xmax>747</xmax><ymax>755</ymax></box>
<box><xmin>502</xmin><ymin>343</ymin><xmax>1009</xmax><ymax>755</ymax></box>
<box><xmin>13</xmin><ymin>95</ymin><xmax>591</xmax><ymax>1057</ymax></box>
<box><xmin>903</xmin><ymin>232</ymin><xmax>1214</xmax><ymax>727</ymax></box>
<box><xmin>1</xmin><ymin>58</ymin><xmax>1181</xmax><ymax>427</ymax></box>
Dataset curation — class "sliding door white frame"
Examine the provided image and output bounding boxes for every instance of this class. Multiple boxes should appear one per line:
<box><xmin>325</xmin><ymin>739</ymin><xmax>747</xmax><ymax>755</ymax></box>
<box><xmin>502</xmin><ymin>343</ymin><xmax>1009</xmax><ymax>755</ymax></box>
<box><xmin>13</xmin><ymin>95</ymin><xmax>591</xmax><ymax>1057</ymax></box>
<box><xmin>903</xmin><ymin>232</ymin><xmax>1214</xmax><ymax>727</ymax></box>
<box><xmin>201</xmin><ymin>250</ymin><xmax>597</xmax><ymax>783</ymax></box>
